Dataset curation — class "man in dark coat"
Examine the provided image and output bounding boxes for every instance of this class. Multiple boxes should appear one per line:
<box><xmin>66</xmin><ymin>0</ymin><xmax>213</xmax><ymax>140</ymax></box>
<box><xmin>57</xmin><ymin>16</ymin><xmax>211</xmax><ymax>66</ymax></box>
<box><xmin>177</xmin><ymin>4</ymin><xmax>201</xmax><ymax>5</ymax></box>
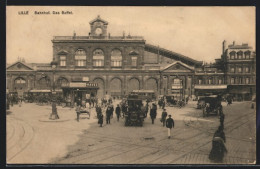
<box><xmin>150</xmin><ymin>104</ymin><xmax>157</xmax><ymax>124</ymax></box>
<box><xmin>219</xmin><ymin>113</ymin><xmax>225</xmax><ymax>129</ymax></box>
<box><xmin>115</xmin><ymin>104</ymin><xmax>121</xmax><ymax>121</ymax></box>
<box><xmin>106</xmin><ymin>106</ymin><xmax>111</xmax><ymax>124</ymax></box>
<box><xmin>98</xmin><ymin>113</ymin><xmax>104</xmax><ymax>127</ymax></box>
<box><xmin>214</xmin><ymin>126</ymin><xmax>226</xmax><ymax>143</ymax></box>
<box><xmin>166</xmin><ymin>115</ymin><xmax>174</xmax><ymax>139</ymax></box>
<box><xmin>209</xmin><ymin>136</ymin><xmax>227</xmax><ymax>162</ymax></box>
<box><xmin>161</xmin><ymin>109</ymin><xmax>168</xmax><ymax>127</ymax></box>
<box><xmin>96</xmin><ymin>105</ymin><xmax>102</xmax><ymax>119</ymax></box>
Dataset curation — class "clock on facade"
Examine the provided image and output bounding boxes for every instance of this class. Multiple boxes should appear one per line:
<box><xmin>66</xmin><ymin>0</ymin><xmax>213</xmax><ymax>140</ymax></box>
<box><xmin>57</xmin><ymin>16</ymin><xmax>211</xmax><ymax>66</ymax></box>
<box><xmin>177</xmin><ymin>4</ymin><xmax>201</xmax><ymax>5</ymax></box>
<box><xmin>95</xmin><ymin>28</ymin><xmax>103</xmax><ymax>35</ymax></box>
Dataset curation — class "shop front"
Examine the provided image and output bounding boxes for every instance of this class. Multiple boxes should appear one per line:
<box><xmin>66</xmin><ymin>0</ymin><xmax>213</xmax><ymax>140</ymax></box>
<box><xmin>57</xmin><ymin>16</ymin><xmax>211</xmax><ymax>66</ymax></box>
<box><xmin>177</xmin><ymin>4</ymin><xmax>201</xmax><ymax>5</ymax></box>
<box><xmin>227</xmin><ymin>85</ymin><xmax>255</xmax><ymax>101</ymax></box>
<box><xmin>61</xmin><ymin>82</ymin><xmax>99</xmax><ymax>106</ymax></box>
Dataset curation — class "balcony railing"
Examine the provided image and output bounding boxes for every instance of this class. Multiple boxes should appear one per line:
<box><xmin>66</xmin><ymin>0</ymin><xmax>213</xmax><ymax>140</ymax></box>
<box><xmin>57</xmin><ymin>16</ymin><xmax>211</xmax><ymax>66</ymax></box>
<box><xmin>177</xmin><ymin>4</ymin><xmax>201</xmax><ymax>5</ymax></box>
<box><xmin>53</xmin><ymin>36</ymin><xmax>144</xmax><ymax>41</ymax></box>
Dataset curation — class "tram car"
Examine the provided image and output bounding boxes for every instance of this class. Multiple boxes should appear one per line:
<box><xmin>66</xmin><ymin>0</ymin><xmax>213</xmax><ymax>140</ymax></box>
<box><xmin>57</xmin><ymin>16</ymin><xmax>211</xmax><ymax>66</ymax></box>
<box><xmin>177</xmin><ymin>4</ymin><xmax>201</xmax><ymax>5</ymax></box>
<box><xmin>201</xmin><ymin>95</ymin><xmax>222</xmax><ymax>117</ymax></box>
<box><xmin>124</xmin><ymin>94</ymin><xmax>145</xmax><ymax>126</ymax></box>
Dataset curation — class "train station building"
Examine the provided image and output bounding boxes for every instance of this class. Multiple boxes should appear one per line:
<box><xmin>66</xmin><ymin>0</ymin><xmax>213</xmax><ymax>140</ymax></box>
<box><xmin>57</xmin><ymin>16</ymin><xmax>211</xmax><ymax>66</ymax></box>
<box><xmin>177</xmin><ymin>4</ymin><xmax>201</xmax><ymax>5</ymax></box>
<box><xmin>6</xmin><ymin>15</ymin><xmax>256</xmax><ymax>104</ymax></box>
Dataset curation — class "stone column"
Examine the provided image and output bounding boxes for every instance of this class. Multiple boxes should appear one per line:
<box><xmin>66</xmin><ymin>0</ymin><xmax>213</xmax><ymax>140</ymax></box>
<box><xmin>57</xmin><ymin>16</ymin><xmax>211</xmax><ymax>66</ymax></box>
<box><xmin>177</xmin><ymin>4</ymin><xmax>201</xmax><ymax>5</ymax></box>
<box><xmin>167</xmin><ymin>75</ymin><xmax>171</xmax><ymax>94</ymax></box>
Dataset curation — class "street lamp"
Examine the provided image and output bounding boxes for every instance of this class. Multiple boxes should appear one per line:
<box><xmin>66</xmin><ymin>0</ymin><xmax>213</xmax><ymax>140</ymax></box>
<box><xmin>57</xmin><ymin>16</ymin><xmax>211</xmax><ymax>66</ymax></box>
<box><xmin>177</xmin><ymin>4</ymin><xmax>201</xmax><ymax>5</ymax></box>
<box><xmin>49</xmin><ymin>61</ymin><xmax>59</xmax><ymax>120</ymax></box>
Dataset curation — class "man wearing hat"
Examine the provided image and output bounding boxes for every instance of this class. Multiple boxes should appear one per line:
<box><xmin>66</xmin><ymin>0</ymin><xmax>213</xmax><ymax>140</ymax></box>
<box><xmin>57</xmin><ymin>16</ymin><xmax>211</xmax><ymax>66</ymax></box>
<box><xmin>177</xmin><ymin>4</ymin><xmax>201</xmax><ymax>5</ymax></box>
<box><xmin>166</xmin><ymin>115</ymin><xmax>174</xmax><ymax>139</ymax></box>
<box><xmin>161</xmin><ymin>109</ymin><xmax>168</xmax><ymax>127</ymax></box>
<box><xmin>115</xmin><ymin>104</ymin><xmax>121</xmax><ymax>122</ymax></box>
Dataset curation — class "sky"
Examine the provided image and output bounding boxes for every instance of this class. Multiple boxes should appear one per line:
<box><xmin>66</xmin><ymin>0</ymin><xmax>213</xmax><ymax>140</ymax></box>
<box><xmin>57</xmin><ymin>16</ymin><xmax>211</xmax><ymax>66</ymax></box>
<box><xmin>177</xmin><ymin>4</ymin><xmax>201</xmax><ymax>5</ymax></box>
<box><xmin>6</xmin><ymin>6</ymin><xmax>255</xmax><ymax>64</ymax></box>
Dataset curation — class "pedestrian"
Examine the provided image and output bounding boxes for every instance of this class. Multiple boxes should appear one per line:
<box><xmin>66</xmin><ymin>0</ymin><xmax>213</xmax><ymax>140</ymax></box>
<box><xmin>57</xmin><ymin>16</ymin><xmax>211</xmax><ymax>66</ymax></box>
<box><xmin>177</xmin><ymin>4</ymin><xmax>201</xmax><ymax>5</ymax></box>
<box><xmin>76</xmin><ymin>105</ymin><xmax>81</xmax><ymax>122</ymax></box>
<box><xmin>106</xmin><ymin>106</ymin><xmax>111</xmax><ymax>124</ymax></box>
<box><xmin>166</xmin><ymin>115</ymin><xmax>174</xmax><ymax>139</ymax></box>
<box><xmin>150</xmin><ymin>104</ymin><xmax>157</xmax><ymax>124</ymax></box>
<box><xmin>96</xmin><ymin>104</ymin><xmax>102</xmax><ymax>119</ymax></box>
<box><xmin>161</xmin><ymin>109</ymin><xmax>168</xmax><ymax>127</ymax></box>
<box><xmin>115</xmin><ymin>104</ymin><xmax>121</xmax><ymax>121</ymax></box>
<box><xmin>219</xmin><ymin>112</ymin><xmax>225</xmax><ymax>129</ymax></box>
<box><xmin>209</xmin><ymin>132</ymin><xmax>227</xmax><ymax>163</ymax></box>
<box><xmin>98</xmin><ymin>113</ymin><xmax>104</xmax><ymax>127</ymax></box>
<box><xmin>214</xmin><ymin>126</ymin><xmax>226</xmax><ymax>143</ymax></box>
<box><xmin>122</xmin><ymin>103</ymin><xmax>127</xmax><ymax>118</ymax></box>
<box><xmin>162</xmin><ymin>100</ymin><xmax>165</xmax><ymax>110</ymax></box>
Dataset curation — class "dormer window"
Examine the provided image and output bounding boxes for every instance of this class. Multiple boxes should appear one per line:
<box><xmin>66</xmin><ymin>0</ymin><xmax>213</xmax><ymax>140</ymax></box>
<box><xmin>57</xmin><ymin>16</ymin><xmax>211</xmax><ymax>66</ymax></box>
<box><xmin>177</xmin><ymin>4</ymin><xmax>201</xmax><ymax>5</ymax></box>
<box><xmin>230</xmin><ymin>51</ymin><xmax>236</xmax><ymax>59</ymax></box>
<box><xmin>237</xmin><ymin>51</ymin><xmax>243</xmax><ymax>59</ymax></box>
<box><xmin>244</xmin><ymin>51</ymin><xmax>251</xmax><ymax>59</ymax></box>
<box><xmin>75</xmin><ymin>49</ymin><xmax>86</xmax><ymax>67</ymax></box>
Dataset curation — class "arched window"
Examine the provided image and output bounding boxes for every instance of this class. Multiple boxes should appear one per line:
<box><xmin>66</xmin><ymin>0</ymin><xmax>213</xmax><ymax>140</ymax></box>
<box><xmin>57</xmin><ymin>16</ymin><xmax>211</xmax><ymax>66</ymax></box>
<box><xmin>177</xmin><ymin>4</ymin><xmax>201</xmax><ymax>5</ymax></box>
<box><xmin>93</xmin><ymin>49</ymin><xmax>104</xmax><ymax>67</ymax></box>
<box><xmin>56</xmin><ymin>77</ymin><xmax>69</xmax><ymax>88</ymax></box>
<box><xmin>15</xmin><ymin>77</ymin><xmax>26</xmax><ymax>84</ymax></box>
<box><xmin>75</xmin><ymin>49</ymin><xmax>86</xmax><ymax>67</ymax></box>
<box><xmin>111</xmin><ymin>49</ymin><xmax>122</xmax><ymax>67</ymax></box>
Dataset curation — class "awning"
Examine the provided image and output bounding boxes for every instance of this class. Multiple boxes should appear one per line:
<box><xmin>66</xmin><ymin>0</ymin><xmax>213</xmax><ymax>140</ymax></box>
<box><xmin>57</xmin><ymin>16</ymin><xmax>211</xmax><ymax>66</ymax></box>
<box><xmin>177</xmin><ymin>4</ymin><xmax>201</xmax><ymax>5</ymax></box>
<box><xmin>29</xmin><ymin>89</ymin><xmax>62</xmax><ymax>93</ymax></box>
<box><xmin>194</xmin><ymin>85</ymin><xmax>227</xmax><ymax>90</ymax></box>
<box><xmin>132</xmin><ymin>90</ymin><xmax>154</xmax><ymax>93</ymax></box>
<box><xmin>62</xmin><ymin>82</ymin><xmax>98</xmax><ymax>88</ymax></box>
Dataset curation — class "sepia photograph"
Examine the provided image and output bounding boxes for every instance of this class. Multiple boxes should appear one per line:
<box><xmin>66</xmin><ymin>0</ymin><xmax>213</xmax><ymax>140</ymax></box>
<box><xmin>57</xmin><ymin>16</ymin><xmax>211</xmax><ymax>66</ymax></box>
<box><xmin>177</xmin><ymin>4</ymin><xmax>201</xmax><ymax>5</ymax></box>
<box><xmin>6</xmin><ymin>6</ymin><xmax>256</xmax><ymax>164</ymax></box>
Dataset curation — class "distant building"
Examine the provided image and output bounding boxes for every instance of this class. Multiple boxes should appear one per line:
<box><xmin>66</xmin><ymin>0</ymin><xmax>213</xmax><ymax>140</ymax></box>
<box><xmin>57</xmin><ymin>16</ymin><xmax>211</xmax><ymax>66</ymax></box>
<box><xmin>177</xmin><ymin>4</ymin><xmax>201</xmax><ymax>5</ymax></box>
<box><xmin>6</xmin><ymin>16</ymin><xmax>256</xmax><ymax>104</ymax></box>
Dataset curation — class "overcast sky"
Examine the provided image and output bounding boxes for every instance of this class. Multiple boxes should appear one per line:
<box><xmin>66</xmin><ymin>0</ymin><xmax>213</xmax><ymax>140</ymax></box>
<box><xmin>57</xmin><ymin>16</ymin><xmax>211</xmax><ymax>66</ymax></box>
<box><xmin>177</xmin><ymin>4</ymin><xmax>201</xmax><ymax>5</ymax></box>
<box><xmin>6</xmin><ymin>6</ymin><xmax>255</xmax><ymax>64</ymax></box>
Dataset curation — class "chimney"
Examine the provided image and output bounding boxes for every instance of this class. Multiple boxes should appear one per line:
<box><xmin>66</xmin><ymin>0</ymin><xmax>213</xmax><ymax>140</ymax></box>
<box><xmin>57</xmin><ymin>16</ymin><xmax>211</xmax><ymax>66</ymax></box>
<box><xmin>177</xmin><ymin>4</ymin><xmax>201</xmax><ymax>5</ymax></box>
<box><xmin>222</xmin><ymin>40</ymin><xmax>226</xmax><ymax>54</ymax></box>
<box><xmin>233</xmin><ymin>41</ymin><xmax>235</xmax><ymax>46</ymax></box>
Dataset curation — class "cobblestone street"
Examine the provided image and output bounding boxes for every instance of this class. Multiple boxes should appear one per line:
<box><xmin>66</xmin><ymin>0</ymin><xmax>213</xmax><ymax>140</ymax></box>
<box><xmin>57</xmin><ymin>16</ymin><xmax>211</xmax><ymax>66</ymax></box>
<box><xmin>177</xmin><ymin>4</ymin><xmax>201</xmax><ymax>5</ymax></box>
<box><xmin>6</xmin><ymin>101</ymin><xmax>256</xmax><ymax>164</ymax></box>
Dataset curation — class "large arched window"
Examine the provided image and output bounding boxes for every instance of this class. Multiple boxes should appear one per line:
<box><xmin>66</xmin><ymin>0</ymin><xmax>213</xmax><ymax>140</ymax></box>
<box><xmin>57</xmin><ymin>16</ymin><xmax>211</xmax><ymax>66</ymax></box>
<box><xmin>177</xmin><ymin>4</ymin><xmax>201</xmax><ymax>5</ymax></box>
<box><xmin>75</xmin><ymin>49</ymin><xmax>86</xmax><ymax>67</ymax></box>
<box><xmin>56</xmin><ymin>77</ymin><xmax>69</xmax><ymax>88</ymax></box>
<box><xmin>15</xmin><ymin>77</ymin><xmax>26</xmax><ymax>84</ymax></box>
<box><xmin>111</xmin><ymin>49</ymin><xmax>122</xmax><ymax>67</ymax></box>
<box><xmin>93</xmin><ymin>49</ymin><xmax>104</xmax><ymax>67</ymax></box>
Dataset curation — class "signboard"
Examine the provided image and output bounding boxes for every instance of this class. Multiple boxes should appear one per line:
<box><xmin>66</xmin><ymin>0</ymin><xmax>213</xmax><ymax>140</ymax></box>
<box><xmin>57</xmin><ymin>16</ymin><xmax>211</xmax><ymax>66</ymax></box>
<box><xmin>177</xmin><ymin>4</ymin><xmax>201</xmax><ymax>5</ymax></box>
<box><xmin>69</xmin><ymin>82</ymin><xmax>98</xmax><ymax>88</ymax></box>
<box><xmin>69</xmin><ymin>82</ymin><xmax>86</xmax><ymax>88</ymax></box>
<box><xmin>83</xmin><ymin>77</ymin><xmax>89</xmax><ymax>81</ymax></box>
<box><xmin>194</xmin><ymin>85</ymin><xmax>227</xmax><ymax>90</ymax></box>
<box><xmin>172</xmin><ymin>86</ymin><xmax>183</xmax><ymax>89</ymax></box>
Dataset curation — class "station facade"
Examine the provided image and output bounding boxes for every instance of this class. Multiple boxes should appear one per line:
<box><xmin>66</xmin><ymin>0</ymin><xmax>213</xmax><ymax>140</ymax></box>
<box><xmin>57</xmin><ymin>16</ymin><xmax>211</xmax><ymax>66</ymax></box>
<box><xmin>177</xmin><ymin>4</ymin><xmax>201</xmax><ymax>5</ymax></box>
<box><xmin>6</xmin><ymin>16</ymin><xmax>256</xmax><ymax>103</ymax></box>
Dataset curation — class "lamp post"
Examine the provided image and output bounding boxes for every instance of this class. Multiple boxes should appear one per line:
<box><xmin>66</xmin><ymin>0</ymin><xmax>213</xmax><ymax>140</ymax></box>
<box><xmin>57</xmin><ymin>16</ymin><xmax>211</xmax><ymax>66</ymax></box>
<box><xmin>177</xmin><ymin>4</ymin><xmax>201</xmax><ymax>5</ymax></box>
<box><xmin>49</xmin><ymin>61</ymin><xmax>59</xmax><ymax>120</ymax></box>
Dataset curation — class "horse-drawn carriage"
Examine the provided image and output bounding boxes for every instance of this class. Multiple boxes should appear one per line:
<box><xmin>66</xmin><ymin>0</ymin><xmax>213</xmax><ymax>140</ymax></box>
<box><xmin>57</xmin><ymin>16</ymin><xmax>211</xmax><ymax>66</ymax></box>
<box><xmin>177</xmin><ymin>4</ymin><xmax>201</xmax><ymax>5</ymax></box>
<box><xmin>165</xmin><ymin>94</ymin><xmax>185</xmax><ymax>108</ymax></box>
<box><xmin>124</xmin><ymin>94</ymin><xmax>146</xmax><ymax>126</ymax></box>
<box><xmin>200</xmin><ymin>95</ymin><xmax>222</xmax><ymax>117</ymax></box>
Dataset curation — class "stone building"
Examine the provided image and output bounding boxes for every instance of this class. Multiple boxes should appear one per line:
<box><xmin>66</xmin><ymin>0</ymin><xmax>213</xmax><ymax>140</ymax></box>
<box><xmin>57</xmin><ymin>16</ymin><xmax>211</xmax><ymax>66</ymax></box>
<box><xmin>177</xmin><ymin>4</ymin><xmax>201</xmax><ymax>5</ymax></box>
<box><xmin>6</xmin><ymin>16</ymin><xmax>256</xmax><ymax>104</ymax></box>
